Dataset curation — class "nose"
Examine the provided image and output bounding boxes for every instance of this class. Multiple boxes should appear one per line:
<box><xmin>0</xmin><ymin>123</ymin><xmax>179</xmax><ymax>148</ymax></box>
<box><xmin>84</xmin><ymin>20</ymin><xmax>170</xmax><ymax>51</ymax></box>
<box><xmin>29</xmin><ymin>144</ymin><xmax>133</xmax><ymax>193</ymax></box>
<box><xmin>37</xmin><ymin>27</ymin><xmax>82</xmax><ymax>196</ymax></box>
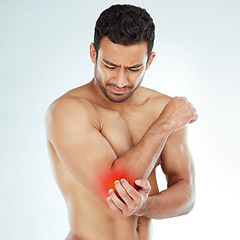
<box><xmin>115</xmin><ymin>68</ymin><xmax>128</xmax><ymax>88</ymax></box>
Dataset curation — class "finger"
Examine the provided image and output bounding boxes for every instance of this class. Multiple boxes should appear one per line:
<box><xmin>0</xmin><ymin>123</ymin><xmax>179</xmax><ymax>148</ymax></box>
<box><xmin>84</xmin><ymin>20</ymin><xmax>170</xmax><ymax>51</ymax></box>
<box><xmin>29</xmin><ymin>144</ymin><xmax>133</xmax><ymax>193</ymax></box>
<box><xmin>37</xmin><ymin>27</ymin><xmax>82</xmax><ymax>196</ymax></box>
<box><xmin>186</xmin><ymin>101</ymin><xmax>198</xmax><ymax>122</ymax></box>
<box><xmin>135</xmin><ymin>179</ymin><xmax>151</xmax><ymax>196</ymax></box>
<box><xmin>189</xmin><ymin>113</ymin><xmax>198</xmax><ymax>124</ymax></box>
<box><xmin>120</xmin><ymin>179</ymin><xmax>142</xmax><ymax>205</ymax></box>
<box><xmin>108</xmin><ymin>188</ymin><xmax>128</xmax><ymax>212</ymax></box>
<box><xmin>185</xmin><ymin>99</ymin><xmax>193</xmax><ymax>109</ymax></box>
<box><xmin>135</xmin><ymin>179</ymin><xmax>150</xmax><ymax>190</ymax></box>
<box><xmin>175</xmin><ymin>96</ymin><xmax>187</xmax><ymax>100</ymax></box>
<box><xmin>114</xmin><ymin>180</ymin><xmax>132</xmax><ymax>206</ymax></box>
<box><xmin>107</xmin><ymin>196</ymin><xmax>123</xmax><ymax>217</ymax></box>
<box><xmin>189</xmin><ymin>103</ymin><xmax>197</xmax><ymax>113</ymax></box>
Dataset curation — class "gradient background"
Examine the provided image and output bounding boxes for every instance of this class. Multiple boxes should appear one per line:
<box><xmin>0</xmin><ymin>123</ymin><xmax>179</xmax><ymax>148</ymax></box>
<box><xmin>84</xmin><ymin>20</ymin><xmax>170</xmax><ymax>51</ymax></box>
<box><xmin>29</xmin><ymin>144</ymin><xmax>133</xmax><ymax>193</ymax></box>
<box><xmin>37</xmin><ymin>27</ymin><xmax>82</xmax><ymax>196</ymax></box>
<box><xmin>0</xmin><ymin>0</ymin><xmax>239</xmax><ymax>239</ymax></box>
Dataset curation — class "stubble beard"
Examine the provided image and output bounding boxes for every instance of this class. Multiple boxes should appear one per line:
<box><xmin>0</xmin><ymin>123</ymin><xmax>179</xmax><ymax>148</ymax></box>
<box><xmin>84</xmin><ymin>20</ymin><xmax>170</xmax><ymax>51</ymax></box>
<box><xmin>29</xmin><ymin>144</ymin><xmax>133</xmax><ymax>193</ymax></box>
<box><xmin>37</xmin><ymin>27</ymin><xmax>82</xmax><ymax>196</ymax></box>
<box><xmin>94</xmin><ymin>68</ymin><xmax>144</xmax><ymax>103</ymax></box>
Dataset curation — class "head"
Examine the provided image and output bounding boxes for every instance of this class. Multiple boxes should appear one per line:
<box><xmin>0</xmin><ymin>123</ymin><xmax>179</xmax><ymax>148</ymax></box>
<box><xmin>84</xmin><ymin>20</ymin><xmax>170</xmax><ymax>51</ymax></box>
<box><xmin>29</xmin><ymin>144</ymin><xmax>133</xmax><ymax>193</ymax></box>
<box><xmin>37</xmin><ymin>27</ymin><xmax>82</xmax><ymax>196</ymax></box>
<box><xmin>94</xmin><ymin>4</ymin><xmax>155</xmax><ymax>59</ymax></box>
<box><xmin>90</xmin><ymin>4</ymin><xmax>156</xmax><ymax>103</ymax></box>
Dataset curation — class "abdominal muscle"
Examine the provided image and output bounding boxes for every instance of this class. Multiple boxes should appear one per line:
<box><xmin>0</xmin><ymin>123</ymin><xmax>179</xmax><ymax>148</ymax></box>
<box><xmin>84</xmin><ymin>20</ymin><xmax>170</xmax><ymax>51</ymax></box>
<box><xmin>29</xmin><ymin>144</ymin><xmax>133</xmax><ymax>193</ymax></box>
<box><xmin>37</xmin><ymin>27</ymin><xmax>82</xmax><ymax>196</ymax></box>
<box><xmin>48</xmin><ymin>141</ymin><xmax>153</xmax><ymax>240</ymax></box>
<box><xmin>65</xmin><ymin>191</ymin><xmax>152</xmax><ymax>240</ymax></box>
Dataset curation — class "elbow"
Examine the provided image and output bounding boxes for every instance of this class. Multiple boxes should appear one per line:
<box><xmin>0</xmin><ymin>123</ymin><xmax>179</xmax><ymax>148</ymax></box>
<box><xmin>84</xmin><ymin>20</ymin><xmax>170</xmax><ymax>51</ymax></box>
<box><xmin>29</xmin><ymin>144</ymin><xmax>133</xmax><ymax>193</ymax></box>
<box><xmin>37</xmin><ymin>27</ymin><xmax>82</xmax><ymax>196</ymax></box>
<box><xmin>181</xmin><ymin>187</ymin><xmax>196</xmax><ymax>216</ymax></box>
<box><xmin>182</xmin><ymin>199</ymin><xmax>195</xmax><ymax>216</ymax></box>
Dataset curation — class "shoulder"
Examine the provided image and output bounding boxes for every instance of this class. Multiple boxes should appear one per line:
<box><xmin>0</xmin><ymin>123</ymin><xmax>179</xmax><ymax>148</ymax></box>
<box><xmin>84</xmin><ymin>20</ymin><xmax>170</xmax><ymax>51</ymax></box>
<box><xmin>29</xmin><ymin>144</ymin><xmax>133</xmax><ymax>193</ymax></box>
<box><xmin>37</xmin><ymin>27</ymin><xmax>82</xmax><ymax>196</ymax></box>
<box><xmin>138</xmin><ymin>86</ymin><xmax>172</xmax><ymax>113</ymax></box>
<box><xmin>46</xmin><ymin>95</ymin><xmax>93</xmax><ymax>120</ymax></box>
<box><xmin>139</xmin><ymin>86</ymin><xmax>171</xmax><ymax>103</ymax></box>
<box><xmin>45</xmin><ymin>94</ymin><xmax>100</xmax><ymax>139</ymax></box>
<box><xmin>139</xmin><ymin>87</ymin><xmax>188</xmax><ymax>140</ymax></box>
<box><xmin>46</xmin><ymin>82</ymin><xmax>98</xmax><ymax>119</ymax></box>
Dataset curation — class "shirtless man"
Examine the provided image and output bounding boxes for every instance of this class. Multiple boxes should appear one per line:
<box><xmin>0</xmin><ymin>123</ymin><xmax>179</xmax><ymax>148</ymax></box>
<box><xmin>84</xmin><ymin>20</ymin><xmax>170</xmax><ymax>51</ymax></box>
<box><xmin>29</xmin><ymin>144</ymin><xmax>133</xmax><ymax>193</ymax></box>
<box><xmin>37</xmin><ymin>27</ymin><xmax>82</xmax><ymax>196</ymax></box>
<box><xmin>45</xmin><ymin>4</ymin><xmax>198</xmax><ymax>240</ymax></box>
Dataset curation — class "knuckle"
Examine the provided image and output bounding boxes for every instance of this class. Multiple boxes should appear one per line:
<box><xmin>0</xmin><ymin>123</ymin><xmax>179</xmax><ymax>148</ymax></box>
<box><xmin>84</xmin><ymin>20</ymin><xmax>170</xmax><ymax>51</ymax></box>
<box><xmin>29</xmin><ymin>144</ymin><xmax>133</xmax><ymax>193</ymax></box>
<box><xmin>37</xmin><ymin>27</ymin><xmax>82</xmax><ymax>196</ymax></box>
<box><xmin>136</xmin><ymin>195</ymin><xmax>142</xmax><ymax>202</ymax></box>
<box><xmin>128</xmin><ymin>206</ymin><xmax>135</xmax><ymax>214</ymax></box>
<box><xmin>124</xmin><ymin>210</ymin><xmax>131</xmax><ymax>217</ymax></box>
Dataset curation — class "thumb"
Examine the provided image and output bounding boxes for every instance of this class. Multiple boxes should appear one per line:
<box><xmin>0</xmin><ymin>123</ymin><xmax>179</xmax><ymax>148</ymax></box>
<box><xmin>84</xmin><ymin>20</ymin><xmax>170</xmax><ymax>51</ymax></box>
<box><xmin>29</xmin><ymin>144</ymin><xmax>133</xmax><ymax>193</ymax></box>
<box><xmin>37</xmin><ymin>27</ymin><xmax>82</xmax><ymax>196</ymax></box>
<box><xmin>135</xmin><ymin>179</ymin><xmax>151</xmax><ymax>196</ymax></box>
<box><xmin>135</xmin><ymin>179</ymin><xmax>149</xmax><ymax>189</ymax></box>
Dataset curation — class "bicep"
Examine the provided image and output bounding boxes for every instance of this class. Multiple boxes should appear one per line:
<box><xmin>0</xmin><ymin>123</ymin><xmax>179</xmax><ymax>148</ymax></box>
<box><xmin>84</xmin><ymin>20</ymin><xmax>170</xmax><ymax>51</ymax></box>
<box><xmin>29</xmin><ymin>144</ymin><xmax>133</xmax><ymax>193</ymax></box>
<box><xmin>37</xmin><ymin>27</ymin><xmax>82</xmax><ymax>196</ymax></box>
<box><xmin>46</xmin><ymin>99</ymin><xmax>117</xmax><ymax>202</ymax></box>
<box><xmin>161</xmin><ymin>126</ymin><xmax>195</xmax><ymax>188</ymax></box>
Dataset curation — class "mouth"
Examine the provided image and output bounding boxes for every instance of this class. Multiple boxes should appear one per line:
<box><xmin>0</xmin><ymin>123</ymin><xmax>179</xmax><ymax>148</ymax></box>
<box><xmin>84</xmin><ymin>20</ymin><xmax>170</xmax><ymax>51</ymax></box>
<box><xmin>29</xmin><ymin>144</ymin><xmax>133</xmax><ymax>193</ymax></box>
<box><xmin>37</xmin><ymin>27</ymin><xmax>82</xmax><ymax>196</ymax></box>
<box><xmin>108</xmin><ymin>85</ymin><xmax>130</xmax><ymax>95</ymax></box>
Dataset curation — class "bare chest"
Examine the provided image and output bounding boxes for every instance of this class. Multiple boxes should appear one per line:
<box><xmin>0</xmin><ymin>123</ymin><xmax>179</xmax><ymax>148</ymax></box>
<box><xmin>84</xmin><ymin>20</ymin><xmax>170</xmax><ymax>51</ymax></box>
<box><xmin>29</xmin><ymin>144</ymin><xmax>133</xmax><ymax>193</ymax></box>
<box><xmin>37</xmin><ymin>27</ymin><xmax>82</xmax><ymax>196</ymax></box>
<box><xmin>97</xmin><ymin>106</ymin><xmax>157</xmax><ymax>158</ymax></box>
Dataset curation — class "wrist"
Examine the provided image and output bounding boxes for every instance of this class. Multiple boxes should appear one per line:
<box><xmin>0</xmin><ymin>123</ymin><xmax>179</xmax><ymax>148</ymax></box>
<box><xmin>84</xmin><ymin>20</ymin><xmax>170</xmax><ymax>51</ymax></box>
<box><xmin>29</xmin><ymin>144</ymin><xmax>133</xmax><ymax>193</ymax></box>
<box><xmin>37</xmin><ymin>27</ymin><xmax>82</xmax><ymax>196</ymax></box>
<box><xmin>155</xmin><ymin>118</ymin><xmax>173</xmax><ymax>134</ymax></box>
<box><xmin>135</xmin><ymin>196</ymin><xmax>151</xmax><ymax>217</ymax></box>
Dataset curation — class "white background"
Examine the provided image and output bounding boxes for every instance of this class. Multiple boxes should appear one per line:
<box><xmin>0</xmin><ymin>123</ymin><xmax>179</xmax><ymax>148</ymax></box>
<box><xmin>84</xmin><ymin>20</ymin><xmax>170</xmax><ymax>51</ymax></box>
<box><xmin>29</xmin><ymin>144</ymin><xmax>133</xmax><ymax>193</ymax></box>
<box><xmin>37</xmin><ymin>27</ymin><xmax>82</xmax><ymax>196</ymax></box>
<box><xmin>0</xmin><ymin>0</ymin><xmax>239</xmax><ymax>239</ymax></box>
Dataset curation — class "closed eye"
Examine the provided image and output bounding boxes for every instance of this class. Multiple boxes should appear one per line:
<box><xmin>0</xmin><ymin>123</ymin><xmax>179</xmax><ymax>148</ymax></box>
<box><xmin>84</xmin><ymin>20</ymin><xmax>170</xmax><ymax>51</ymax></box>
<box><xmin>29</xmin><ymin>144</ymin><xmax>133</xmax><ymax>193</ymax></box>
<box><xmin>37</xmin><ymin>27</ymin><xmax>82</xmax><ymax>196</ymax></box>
<box><xmin>129</xmin><ymin>68</ymin><xmax>141</xmax><ymax>72</ymax></box>
<box><xmin>128</xmin><ymin>66</ymin><xmax>143</xmax><ymax>72</ymax></box>
<box><xmin>104</xmin><ymin>64</ymin><xmax>116</xmax><ymax>70</ymax></box>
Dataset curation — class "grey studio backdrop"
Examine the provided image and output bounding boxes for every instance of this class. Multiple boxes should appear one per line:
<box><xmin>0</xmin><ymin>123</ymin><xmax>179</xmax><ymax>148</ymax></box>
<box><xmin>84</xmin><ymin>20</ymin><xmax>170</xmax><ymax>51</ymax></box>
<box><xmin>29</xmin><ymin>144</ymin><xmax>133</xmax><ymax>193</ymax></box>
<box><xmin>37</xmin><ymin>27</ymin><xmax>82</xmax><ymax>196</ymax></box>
<box><xmin>0</xmin><ymin>0</ymin><xmax>239</xmax><ymax>239</ymax></box>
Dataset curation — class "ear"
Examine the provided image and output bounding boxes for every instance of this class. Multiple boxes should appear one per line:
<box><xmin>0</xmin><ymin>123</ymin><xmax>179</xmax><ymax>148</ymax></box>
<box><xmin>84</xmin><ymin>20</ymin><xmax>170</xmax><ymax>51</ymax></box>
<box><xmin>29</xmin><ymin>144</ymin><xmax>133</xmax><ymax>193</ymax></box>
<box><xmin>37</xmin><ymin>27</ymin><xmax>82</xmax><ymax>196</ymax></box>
<box><xmin>146</xmin><ymin>52</ymin><xmax>156</xmax><ymax>70</ymax></box>
<box><xmin>90</xmin><ymin>43</ymin><xmax>97</xmax><ymax>64</ymax></box>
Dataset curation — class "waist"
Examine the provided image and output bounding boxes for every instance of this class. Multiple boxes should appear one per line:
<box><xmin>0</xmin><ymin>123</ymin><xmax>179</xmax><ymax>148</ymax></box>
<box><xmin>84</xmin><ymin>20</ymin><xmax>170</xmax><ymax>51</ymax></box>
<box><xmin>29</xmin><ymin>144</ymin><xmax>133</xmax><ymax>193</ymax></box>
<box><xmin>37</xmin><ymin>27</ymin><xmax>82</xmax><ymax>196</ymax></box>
<box><xmin>67</xmin><ymin>204</ymin><xmax>152</xmax><ymax>240</ymax></box>
<box><xmin>62</xmin><ymin>182</ymin><xmax>152</xmax><ymax>239</ymax></box>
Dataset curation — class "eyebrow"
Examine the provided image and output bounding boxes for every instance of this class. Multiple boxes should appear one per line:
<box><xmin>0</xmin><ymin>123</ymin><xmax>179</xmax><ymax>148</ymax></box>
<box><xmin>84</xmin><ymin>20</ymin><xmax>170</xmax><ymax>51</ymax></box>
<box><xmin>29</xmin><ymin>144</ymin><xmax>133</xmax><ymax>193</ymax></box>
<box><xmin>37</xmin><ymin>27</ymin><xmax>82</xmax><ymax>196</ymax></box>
<box><xmin>102</xmin><ymin>59</ymin><xmax>143</xmax><ymax>69</ymax></box>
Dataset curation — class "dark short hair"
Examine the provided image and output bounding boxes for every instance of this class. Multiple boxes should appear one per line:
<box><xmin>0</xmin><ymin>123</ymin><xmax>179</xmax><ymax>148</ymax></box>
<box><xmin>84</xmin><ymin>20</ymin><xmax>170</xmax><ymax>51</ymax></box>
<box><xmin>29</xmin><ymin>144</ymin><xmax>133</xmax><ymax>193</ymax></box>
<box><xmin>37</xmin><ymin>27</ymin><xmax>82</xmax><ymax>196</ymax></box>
<box><xmin>94</xmin><ymin>4</ymin><xmax>155</xmax><ymax>58</ymax></box>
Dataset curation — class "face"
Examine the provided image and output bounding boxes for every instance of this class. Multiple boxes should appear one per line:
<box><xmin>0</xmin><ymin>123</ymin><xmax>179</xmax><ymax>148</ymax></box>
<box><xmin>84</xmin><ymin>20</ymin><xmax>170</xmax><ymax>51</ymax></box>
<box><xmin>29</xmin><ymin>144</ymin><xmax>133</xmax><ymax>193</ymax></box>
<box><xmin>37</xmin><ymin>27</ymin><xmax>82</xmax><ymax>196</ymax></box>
<box><xmin>90</xmin><ymin>37</ymin><xmax>155</xmax><ymax>103</ymax></box>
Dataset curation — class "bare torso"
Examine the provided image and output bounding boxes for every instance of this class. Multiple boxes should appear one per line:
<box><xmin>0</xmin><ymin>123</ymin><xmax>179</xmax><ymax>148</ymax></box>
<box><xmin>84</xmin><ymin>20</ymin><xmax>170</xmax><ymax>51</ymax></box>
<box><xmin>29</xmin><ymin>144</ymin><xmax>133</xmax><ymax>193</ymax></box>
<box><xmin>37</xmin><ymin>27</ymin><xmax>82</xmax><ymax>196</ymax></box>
<box><xmin>47</xmin><ymin>81</ymin><xmax>169</xmax><ymax>240</ymax></box>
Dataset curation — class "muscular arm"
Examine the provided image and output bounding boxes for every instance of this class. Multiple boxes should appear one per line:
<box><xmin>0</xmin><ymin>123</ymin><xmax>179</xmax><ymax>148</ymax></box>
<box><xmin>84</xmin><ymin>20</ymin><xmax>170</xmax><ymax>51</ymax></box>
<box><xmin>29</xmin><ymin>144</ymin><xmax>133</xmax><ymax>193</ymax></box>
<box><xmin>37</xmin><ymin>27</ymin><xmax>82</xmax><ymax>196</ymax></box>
<box><xmin>45</xmin><ymin>96</ymin><xmax>196</xmax><ymax>205</ymax></box>
<box><xmin>46</xmin><ymin>98</ymin><xmax>170</xmax><ymax>203</ymax></box>
<box><xmin>137</xmin><ymin>126</ymin><xmax>196</xmax><ymax>219</ymax></box>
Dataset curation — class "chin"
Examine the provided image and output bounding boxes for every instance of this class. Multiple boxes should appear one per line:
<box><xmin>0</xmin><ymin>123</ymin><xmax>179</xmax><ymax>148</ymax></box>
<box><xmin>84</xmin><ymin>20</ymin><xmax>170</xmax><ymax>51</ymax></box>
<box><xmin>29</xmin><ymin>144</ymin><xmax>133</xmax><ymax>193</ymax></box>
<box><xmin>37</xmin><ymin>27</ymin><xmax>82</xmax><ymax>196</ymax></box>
<box><xmin>106</xmin><ymin>92</ymin><xmax>134</xmax><ymax>103</ymax></box>
<box><xmin>107</xmin><ymin>96</ymin><xmax>129</xmax><ymax>103</ymax></box>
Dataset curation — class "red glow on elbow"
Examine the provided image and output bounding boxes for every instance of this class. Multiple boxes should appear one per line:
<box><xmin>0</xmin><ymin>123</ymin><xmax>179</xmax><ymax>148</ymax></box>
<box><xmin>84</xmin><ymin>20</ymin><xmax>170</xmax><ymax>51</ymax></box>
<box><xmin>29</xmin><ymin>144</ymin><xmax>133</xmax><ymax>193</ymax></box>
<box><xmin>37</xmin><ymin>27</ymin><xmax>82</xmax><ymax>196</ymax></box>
<box><xmin>99</xmin><ymin>168</ymin><xmax>131</xmax><ymax>199</ymax></box>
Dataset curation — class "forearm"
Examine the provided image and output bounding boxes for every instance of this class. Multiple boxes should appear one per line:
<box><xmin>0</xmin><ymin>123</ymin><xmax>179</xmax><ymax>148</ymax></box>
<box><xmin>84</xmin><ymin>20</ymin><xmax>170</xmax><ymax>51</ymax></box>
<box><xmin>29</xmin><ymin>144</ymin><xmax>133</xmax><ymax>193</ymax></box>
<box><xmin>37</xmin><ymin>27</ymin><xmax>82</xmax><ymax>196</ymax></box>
<box><xmin>112</xmin><ymin>119</ymin><xmax>171</xmax><ymax>185</ymax></box>
<box><xmin>139</xmin><ymin>180</ymin><xmax>195</xmax><ymax>219</ymax></box>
